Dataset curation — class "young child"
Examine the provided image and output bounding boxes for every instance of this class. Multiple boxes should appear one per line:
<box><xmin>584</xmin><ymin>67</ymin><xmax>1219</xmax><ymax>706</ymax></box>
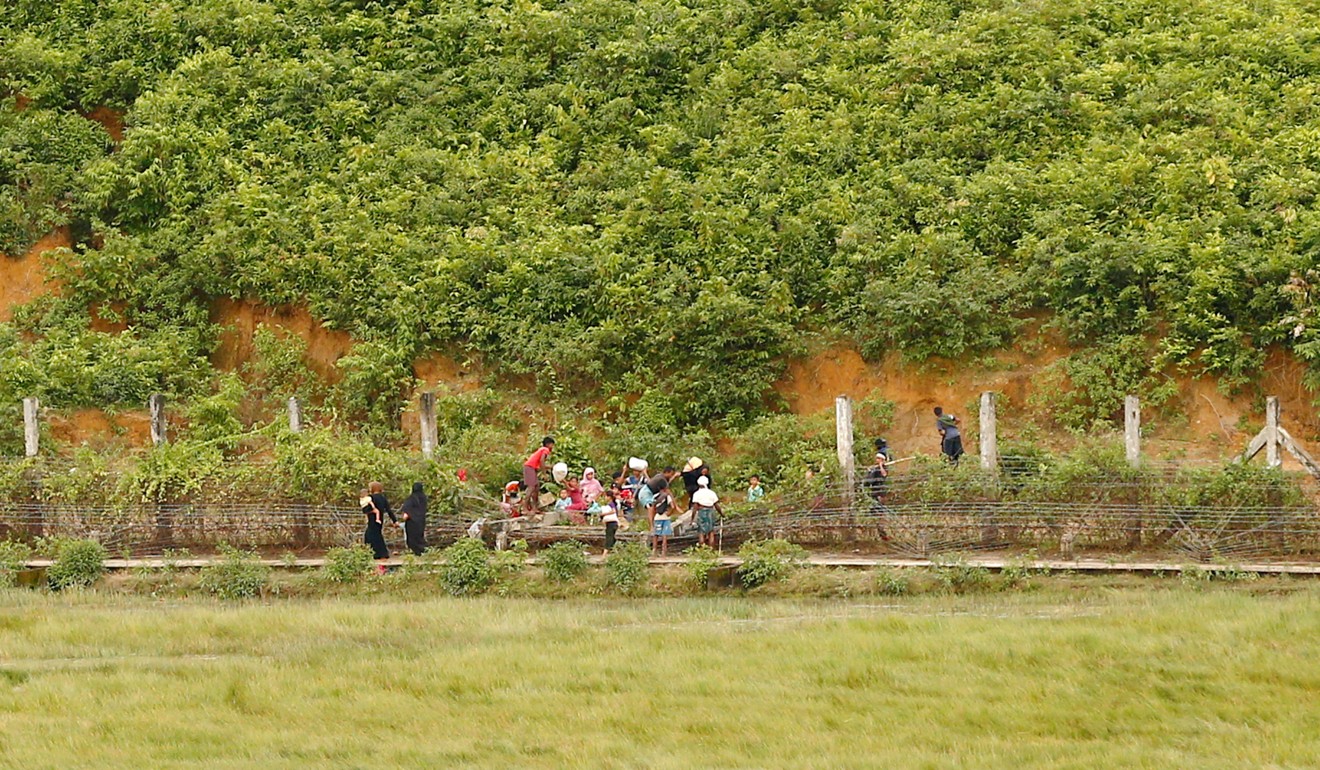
<box><xmin>599</xmin><ymin>489</ymin><xmax>620</xmax><ymax>554</ymax></box>
<box><xmin>692</xmin><ymin>476</ymin><xmax>722</xmax><ymax>550</ymax></box>
<box><xmin>651</xmin><ymin>486</ymin><xmax>675</xmax><ymax>557</ymax></box>
<box><xmin>501</xmin><ymin>480</ymin><xmax>521</xmax><ymax>517</ymax></box>
<box><xmin>746</xmin><ymin>475</ymin><xmax>765</xmax><ymax>503</ymax></box>
<box><xmin>554</xmin><ymin>488</ymin><xmax>572</xmax><ymax>515</ymax></box>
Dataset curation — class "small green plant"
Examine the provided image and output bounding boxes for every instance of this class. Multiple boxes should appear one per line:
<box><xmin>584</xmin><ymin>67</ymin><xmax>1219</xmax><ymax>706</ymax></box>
<box><xmin>684</xmin><ymin>544</ymin><xmax>720</xmax><ymax>590</ymax></box>
<box><xmin>160</xmin><ymin>547</ymin><xmax>193</xmax><ymax>575</ymax></box>
<box><xmin>737</xmin><ymin>539</ymin><xmax>807</xmax><ymax>589</ymax></box>
<box><xmin>199</xmin><ymin>546</ymin><xmax>270</xmax><ymax>599</ymax></box>
<box><xmin>441</xmin><ymin>538</ymin><xmax>494</xmax><ymax>596</ymax></box>
<box><xmin>541</xmin><ymin>541</ymin><xmax>589</xmax><ymax>583</ymax></box>
<box><xmin>0</xmin><ymin>540</ymin><xmax>32</xmax><ymax>588</ymax></box>
<box><xmin>47</xmin><ymin>539</ymin><xmax>107</xmax><ymax>590</ymax></box>
<box><xmin>1215</xmin><ymin>564</ymin><xmax>1259</xmax><ymax>583</ymax></box>
<box><xmin>874</xmin><ymin>567</ymin><xmax>910</xmax><ymax>596</ymax></box>
<box><xmin>323</xmin><ymin>545</ymin><xmax>374</xmax><ymax>583</ymax></box>
<box><xmin>493</xmin><ymin>539</ymin><xmax>529</xmax><ymax>576</ymax></box>
<box><xmin>606</xmin><ymin>542</ymin><xmax>650</xmax><ymax>594</ymax></box>
<box><xmin>1180</xmin><ymin>565</ymin><xmax>1213</xmax><ymax>589</ymax></box>
<box><xmin>934</xmin><ymin>555</ymin><xmax>991</xmax><ymax>594</ymax></box>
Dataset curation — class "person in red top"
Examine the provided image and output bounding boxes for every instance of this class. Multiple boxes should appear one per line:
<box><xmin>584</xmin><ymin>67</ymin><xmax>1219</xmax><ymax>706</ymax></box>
<box><xmin>522</xmin><ymin>436</ymin><xmax>555</xmax><ymax>515</ymax></box>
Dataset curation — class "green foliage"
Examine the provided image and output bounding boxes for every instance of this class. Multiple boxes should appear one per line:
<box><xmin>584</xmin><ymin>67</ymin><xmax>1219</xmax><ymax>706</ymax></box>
<box><xmin>1032</xmin><ymin>336</ymin><xmax>1178</xmax><ymax>430</ymax></box>
<box><xmin>934</xmin><ymin>555</ymin><xmax>992</xmax><ymax>594</ymax></box>
<box><xmin>441</xmin><ymin>538</ymin><xmax>493</xmax><ymax>596</ymax></box>
<box><xmin>683</xmin><ymin>544</ymin><xmax>720</xmax><ymax>590</ymax></box>
<box><xmin>6</xmin><ymin>0</ymin><xmax>1317</xmax><ymax>419</ymax></box>
<box><xmin>242</xmin><ymin>326</ymin><xmax>324</xmax><ymax>407</ymax></box>
<box><xmin>323</xmin><ymin>545</ymin><xmax>374</xmax><ymax>583</ymax></box>
<box><xmin>605</xmin><ymin>541</ymin><xmax>649</xmax><ymax>594</ymax></box>
<box><xmin>199</xmin><ymin>545</ymin><xmax>270</xmax><ymax>599</ymax></box>
<box><xmin>0</xmin><ymin>539</ymin><xmax>31</xmax><ymax>588</ymax></box>
<box><xmin>874</xmin><ymin>568</ymin><xmax>910</xmax><ymax>597</ymax></box>
<box><xmin>737</xmin><ymin>538</ymin><xmax>807</xmax><ymax>589</ymax></box>
<box><xmin>540</xmin><ymin>541</ymin><xmax>589</xmax><ymax>583</ymax></box>
<box><xmin>47</xmin><ymin>538</ymin><xmax>106</xmax><ymax>590</ymax></box>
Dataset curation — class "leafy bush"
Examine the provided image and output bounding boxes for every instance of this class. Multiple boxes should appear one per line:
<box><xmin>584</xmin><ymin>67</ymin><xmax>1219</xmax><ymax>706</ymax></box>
<box><xmin>934</xmin><ymin>556</ymin><xmax>992</xmax><ymax>594</ymax></box>
<box><xmin>684</xmin><ymin>544</ymin><xmax>720</xmax><ymax>590</ymax></box>
<box><xmin>323</xmin><ymin>545</ymin><xmax>374</xmax><ymax>584</ymax></box>
<box><xmin>47</xmin><ymin>538</ymin><xmax>106</xmax><ymax>590</ymax></box>
<box><xmin>737</xmin><ymin>539</ymin><xmax>807</xmax><ymax>589</ymax></box>
<box><xmin>0</xmin><ymin>539</ymin><xmax>31</xmax><ymax>588</ymax></box>
<box><xmin>541</xmin><ymin>541</ymin><xmax>588</xmax><ymax>583</ymax></box>
<box><xmin>8</xmin><ymin>0</ymin><xmax>1315</xmax><ymax>421</ymax></box>
<box><xmin>441</xmin><ymin>538</ymin><xmax>493</xmax><ymax>596</ymax></box>
<box><xmin>199</xmin><ymin>545</ymin><xmax>270</xmax><ymax>599</ymax></box>
<box><xmin>605</xmin><ymin>542</ymin><xmax>649</xmax><ymax>594</ymax></box>
<box><xmin>874</xmin><ymin>568</ymin><xmax>910</xmax><ymax>597</ymax></box>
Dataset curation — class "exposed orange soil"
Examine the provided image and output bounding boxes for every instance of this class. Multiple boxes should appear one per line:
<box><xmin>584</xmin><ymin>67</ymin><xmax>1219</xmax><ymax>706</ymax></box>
<box><xmin>47</xmin><ymin>408</ymin><xmax>152</xmax><ymax>448</ymax></box>
<box><xmin>776</xmin><ymin>338</ymin><xmax>1320</xmax><ymax>468</ymax></box>
<box><xmin>210</xmin><ymin>298</ymin><xmax>354</xmax><ymax>382</ymax></box>
<box><xmin>0</xmin><ymin>227</ymin><xmax>68</xmax><ymax>321</ymax></box>
<box><xmin>82</xmin><ymin>106</ymin><xmax>124</xmax><ymax>142</ymax></box>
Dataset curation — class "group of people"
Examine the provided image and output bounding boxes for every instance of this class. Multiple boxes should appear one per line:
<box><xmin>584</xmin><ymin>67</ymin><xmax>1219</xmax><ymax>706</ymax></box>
<box><xmin>514</xmin><ymin>437</ymin><xmax>768</xmax><ymax>555</ymax></box>
<box><xmin>360</xmin><ymin>407</ymin><xmax>957</xmax><ymax>565</ymax></box>
<box><xmin>359</xmin><ymin>481</ymin><xmax>428</xmax><ymax>570</ymax></box>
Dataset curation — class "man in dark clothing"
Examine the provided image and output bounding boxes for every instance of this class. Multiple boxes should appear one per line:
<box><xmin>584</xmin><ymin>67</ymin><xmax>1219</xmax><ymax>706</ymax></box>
<box><xmin>861</xmin><ymin>448</ymin><xmax>891</xmax><ymax>541</ymax></box>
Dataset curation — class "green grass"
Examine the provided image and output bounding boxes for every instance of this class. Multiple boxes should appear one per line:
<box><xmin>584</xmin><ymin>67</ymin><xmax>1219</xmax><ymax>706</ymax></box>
<box><xmin>1</xmin><ymin>585</ymin><xmax>1319</xmax><ymax>768</ymax></box>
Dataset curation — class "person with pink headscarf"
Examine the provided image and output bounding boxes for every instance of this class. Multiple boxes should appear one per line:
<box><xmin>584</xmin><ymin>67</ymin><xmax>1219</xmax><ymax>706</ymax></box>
<box><xmin>580</xmin><ymin>467</ymin><xmax>605</xmax><ymax>503</ymax></box>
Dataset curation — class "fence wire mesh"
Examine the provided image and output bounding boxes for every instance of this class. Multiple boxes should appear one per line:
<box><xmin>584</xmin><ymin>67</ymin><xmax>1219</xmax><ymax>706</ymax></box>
<box><xmin>1</xmin><ymin>456</ymin><xmax>1317</xmax><ymax>563</ymax></box>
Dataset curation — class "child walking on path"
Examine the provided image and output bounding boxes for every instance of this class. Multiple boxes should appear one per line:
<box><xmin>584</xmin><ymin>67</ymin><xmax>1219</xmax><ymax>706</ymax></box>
<box><xmin>600</xmin><ymin>489</ymin><xmax>620</xmax><ymax>554</ymax></box>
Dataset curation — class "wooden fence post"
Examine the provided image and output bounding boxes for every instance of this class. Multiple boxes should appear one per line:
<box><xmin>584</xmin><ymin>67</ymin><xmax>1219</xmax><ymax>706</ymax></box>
<box><xmin>287</xmin><ymin>397</ymin><xmax>303</xmax><ymax>433</ymax></box>
<box><xmin>22</xmin><ymin>397</ymin><xmax>39</xmax><ymax>458</ymax></box>
<box><xmin>1266</xmin><ymin>396</ymin><xmax>1281</xmax><ymax>468</ymax></box>
<box><xmin>835</xmin><ymin>396</ymin><xmax>855</xmax><ymax>511</ymax></box>
<box><xmin>1124</xmin><ymin>395</ymin><xmax>1141</xmax><ymax>468</ymax></box>
<box><xmin>979</xmin><ymin>392</ymin><xmax>998</xmax><ymax>473</ymax></box>
<box><xmin>419</xmin><ymin>391</ymin><xmax>438</xmax><ymax>460</ymax></box>
<box><xmin>149</xmin><ymin>393</ymin><xmax>167</xmax><ymax>447</ymax></box>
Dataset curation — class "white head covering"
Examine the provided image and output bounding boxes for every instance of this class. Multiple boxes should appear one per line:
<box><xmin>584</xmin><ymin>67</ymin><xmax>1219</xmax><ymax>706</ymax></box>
<box><xmin>697</xmin><ymin>476</ymin><xmax>710</xmax><ymax>487</ymax></box>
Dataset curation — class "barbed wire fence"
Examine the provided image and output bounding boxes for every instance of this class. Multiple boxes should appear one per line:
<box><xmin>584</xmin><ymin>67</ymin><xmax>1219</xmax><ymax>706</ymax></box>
<box><xmin>2</xmin><ymin>454</ymin><xmax>1319</xmax><ymax>564</ymax></box>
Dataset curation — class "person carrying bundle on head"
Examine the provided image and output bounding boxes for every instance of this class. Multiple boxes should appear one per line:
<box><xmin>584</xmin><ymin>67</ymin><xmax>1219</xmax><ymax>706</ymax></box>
<box><xmin>934</xmin><ymin>408</ymin><xmax>964</xmax><ymax>465</ymax></box>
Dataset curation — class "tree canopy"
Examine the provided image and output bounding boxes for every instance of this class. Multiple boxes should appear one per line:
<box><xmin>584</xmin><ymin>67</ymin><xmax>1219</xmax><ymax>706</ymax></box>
<box><xmin>2</xmin><ymin>0</ymin><xmax>1320</xmax><ymax>426</ymax></box>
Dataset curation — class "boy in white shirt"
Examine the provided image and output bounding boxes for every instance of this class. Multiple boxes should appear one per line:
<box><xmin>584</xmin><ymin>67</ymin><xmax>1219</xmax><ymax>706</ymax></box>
<box><xmin>692</xmin><ymin>476</ymin><xmax>722</xmax><ymax>550</ymax></box>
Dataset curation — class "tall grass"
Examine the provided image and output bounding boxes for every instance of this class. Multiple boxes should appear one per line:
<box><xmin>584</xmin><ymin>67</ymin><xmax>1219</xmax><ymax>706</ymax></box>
<box><xmin>0</xmin><ymin>587</ymin><xmax>1318</xmax><ymax>767</ymax></box>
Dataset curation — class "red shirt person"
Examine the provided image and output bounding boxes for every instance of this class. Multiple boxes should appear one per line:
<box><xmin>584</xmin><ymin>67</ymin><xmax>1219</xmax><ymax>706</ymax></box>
<box><xmin>521</xmin><ymin>436</ymin><xmax>555</xmax><ymax>515</ymax></box>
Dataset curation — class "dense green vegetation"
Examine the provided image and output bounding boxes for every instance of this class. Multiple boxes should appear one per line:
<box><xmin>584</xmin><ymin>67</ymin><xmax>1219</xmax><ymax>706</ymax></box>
<box><xmin>3</xmin><ymin>0</ymin><xmax>1320</xmax><ymax>430</ymax></box>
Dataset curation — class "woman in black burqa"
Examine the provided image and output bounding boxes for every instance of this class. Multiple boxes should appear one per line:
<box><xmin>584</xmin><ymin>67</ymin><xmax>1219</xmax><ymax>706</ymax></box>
<box><xmin>399</xmin><ymin>481</ymin><xmax>428</xmax><ymax>556</ymax></box>
<box><xmin>362</xmin><ymin>480</ymin><xmax>397</xmax><ymax>563</ymax></box>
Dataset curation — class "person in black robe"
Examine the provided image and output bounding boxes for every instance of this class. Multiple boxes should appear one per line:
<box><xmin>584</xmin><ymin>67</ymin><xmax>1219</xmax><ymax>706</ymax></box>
<box><xmin>399</xmin><ymin>481</ymin><xmax>428</xmax><ymax>556</ymax></box>
<box><xmin>364</xmin><ymin>480</ymin><xmax>397</xmax><ymax>562</ymax></box>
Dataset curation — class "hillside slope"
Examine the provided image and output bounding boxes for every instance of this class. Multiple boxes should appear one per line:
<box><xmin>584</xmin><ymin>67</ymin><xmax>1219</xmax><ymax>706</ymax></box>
<box><xmin>3</xmin><ymin>0</ymin><xmax>1320</xmax><ymax>432</ymax></box>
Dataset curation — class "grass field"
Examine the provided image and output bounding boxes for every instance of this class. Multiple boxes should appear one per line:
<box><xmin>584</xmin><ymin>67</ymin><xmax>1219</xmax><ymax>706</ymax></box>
<box><xmin>2</xmin><ymin>583</ymin><xmax>1319</xmax><ymax>768</ymax></box>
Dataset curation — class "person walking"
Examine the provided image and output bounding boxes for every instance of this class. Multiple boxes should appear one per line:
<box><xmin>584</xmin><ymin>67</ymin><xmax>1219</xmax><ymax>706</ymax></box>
<box><xmin>362</xmin><ymin>481</ymin><xmax>398</xmax><ymax>571</ymax></box>
<box><xmin>522</xmin><ymin>436</ymin><xmax>555</xmax><ymax>515</ymax></box>
<box><xmin>398</xmin><ymin>481</ymin><xmax>428</xmax><ymax>556</ymax></box>
<box><xmin>936</xmin><ymin>410</ymin><xmax>964</xmax><ymax>465</ymax></box>
<box><xmin>691</xmin><ymin>476</ymin><xmax>722</xmax><ymax>550</ymax></box>
<box><xmin>600</xmin><ymin>489</ymin><xmax>621</xmax><ymax>555</ymax></box>
<box><xmin>861</xmin><ymin>448</ymin><xmax>891</xmax><ymax>541</ymax></box>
